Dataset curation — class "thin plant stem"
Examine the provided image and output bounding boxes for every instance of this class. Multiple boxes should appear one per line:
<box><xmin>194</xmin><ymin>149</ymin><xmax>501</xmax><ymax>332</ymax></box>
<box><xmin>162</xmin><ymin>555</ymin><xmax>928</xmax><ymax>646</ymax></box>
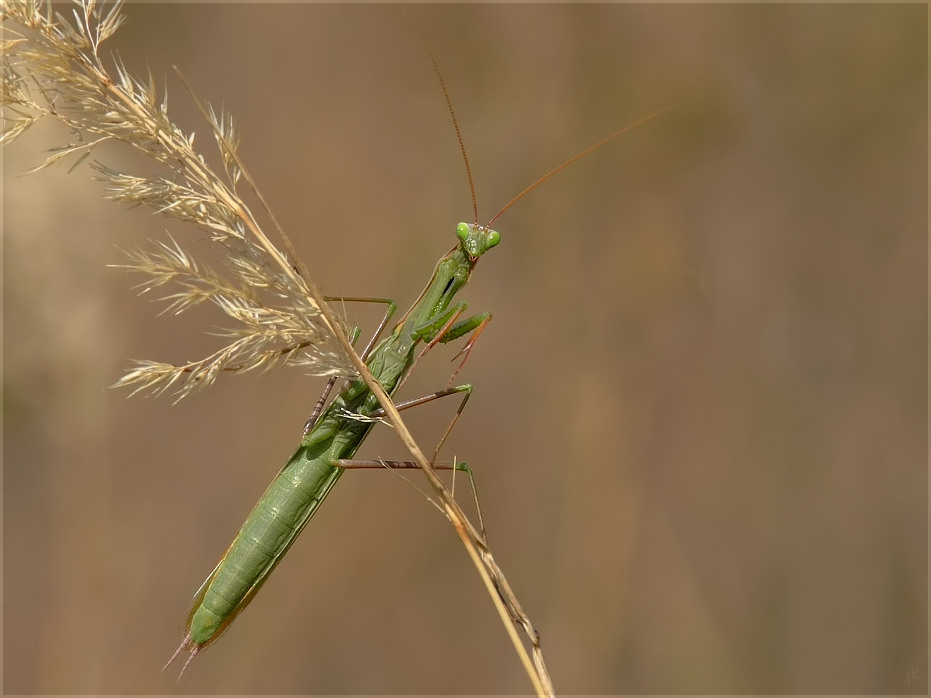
<box><xmin>2</xmin><ymin>2</ymin><xmax>554</xmax><ymax>694</ymax></box>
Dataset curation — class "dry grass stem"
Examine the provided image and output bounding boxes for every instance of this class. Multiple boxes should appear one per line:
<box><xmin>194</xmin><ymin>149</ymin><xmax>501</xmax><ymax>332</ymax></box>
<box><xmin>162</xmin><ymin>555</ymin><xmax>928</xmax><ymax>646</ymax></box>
<box><xmin>2</xmin><ymin>2</ymin><xmax>555</xmax><ymax>694</ymax></box>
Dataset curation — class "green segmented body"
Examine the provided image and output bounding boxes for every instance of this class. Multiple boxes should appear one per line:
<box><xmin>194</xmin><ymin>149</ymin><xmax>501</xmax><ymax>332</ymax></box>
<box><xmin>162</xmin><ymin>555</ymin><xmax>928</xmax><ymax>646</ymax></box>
<box><xmin>180</xmin><ymin>222</ymin><xmax>500</xmax><ymax>649</ymax></box>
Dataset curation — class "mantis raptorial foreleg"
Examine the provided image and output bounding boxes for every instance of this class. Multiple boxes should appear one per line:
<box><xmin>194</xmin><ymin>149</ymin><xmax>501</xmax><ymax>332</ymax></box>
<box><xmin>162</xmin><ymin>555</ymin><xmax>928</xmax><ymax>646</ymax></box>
<box><xmin>443</xmin><ymin>313</ymin><xmax>492</xmax><ymax>387</ymax></box>
<box><xmin>403</xmin><ymin>308</ymin><xmax>492</xmax><ymax>391</ymax></box>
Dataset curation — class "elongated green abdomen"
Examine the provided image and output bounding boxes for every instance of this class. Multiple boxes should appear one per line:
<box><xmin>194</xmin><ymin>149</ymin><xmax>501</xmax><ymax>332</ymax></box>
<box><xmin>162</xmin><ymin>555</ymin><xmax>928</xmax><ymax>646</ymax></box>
<box><xmin>183</xmin><ymin>350</ymin><xmax>406</xmax><ymax>647</ymax></box>
<box><xmin>186</xmin><ymin>433</ymin><xmax>355</xmax><ymax>645</ymax></box>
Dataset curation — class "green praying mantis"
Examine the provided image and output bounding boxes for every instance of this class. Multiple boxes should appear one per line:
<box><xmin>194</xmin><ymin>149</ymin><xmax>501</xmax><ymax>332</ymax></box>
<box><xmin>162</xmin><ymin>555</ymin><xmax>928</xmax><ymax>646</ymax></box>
<box><xmin>164</xmin><ymin>218</ymin><xmax>498</xmax><ymax>675</ymax></box>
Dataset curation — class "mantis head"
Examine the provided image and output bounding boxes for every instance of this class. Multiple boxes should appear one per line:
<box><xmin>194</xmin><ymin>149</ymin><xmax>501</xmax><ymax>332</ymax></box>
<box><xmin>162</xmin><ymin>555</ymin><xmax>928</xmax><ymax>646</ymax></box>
<box><xmin>456</xmin><ymin>221</ymin><xmax>500</xmax><ymax>260</ymax></box>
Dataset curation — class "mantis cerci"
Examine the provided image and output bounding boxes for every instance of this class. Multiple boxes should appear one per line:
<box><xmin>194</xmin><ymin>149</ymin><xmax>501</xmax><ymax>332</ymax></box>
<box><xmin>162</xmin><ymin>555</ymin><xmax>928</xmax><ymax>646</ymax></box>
<box><xmin>3</xmin><ymin>2</ymin><xmax>666</xmax><ymax>691</ymax></box>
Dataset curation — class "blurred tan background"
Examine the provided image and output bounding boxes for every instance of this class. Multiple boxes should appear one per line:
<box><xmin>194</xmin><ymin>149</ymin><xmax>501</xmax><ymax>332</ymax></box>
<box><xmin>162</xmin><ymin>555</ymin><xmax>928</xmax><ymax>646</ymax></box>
<box><xmin>3</xmin><ymin>3</ymin><xmax>926</xmax><ymax>694</ymax></box>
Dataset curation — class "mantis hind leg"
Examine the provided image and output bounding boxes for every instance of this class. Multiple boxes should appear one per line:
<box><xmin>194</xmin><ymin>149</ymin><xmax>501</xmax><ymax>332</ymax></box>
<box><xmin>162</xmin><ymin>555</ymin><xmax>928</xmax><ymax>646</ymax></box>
<box><xmin>334</xmin><ymin>383</ymin><xmax>488</xmax><ymax>541</ymax></box>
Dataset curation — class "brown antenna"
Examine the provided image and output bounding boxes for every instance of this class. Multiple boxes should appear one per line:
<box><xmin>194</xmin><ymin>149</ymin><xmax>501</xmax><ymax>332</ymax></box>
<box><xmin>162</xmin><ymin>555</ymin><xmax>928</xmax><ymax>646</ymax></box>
<box><xmin>488</xmin><ymin>105</ymin><xmax>675</xmax><ymax>227</ymax></box>
<box><xmin>419</xmin><ymin>35</ymin><xmax>480</xmax><ymax>225</ymax></box>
